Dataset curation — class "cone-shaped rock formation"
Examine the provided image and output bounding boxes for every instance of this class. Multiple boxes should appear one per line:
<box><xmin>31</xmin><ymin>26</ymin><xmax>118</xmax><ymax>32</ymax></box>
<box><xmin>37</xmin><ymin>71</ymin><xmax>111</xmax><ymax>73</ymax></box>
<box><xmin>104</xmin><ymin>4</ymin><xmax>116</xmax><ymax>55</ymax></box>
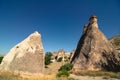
<box><xmin>71</xmin><ymin>15</ymin><xmax>120</xmax><ymax>71</ymax></box>
<box><xmin>0</xmin><ymin>31</ymin><xmax>44</xmax><ymax>76</ymax></box>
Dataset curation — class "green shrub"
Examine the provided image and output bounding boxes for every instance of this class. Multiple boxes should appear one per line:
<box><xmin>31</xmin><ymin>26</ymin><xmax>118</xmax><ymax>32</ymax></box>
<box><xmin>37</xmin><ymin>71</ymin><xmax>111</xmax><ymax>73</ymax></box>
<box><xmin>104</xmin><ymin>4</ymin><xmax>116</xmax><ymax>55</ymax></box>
<box><xmin>57</xmin><ymin>70</ymin><xmax>70</xmax><ymax>77</ymax></box>
<box><xmin>64</xmin><ymin>56</ymin><xmax>69</xmax><ymax>62</ymax></box>
<box><xmin>57</xmin><ymin>57</ymin><xmax>62</xmax><ymax>62</ymax></box>
<box><xmin>59</xmin><ymin>63</ymin><xmax>73</xmax><ymax>71</ymax></box>
<box><xmin>115</xmin><ymin>41</ymin><xmax>120</xmax><ymax>46</ymax></box>
<box><xmin>45</xmin><ymin>52</ymin><xmax>52</xmax><ymax>65</ymax></box>
<box><xmin>0</xmin><ymin>56</ymin><xmax>3</xmax><ymax>64</ymax></box>
<box><xmin>64</xmin><ymin>56</ymin><xmax>67</xmax><ymax>59</ymax></box>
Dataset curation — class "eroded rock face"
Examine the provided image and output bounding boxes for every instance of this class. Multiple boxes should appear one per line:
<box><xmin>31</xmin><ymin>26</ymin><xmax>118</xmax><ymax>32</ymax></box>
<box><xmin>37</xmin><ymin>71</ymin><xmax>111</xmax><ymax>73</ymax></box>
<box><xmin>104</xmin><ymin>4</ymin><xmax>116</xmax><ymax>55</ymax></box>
<box><xmin>51</xmin><ymin>49</ymin><xmax>70</xmax><ymax>62</ymax></box>
<box><xmin>71</xmin><ymin>15</ymin><xmax>120</xmax><ymax>71</ymax></box>
<box><xmin>0</xmin><ymin>31</ymin><xmax>44</xmax><ymax>75</ymax></box>
<box><xmin>69</xmin><ymin>50</ymin><xmax>75</xmax><ymax>62</ymax></box>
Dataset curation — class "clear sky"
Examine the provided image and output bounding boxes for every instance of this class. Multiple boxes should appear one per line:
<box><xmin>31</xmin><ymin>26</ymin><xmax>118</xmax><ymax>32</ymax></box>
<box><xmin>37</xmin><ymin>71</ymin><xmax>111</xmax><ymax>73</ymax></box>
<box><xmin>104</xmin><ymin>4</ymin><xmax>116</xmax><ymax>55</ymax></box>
<box><xmin>0</xmin><ymin>0</ymin><xmax>120</xmax><ymax>54</ymax></box>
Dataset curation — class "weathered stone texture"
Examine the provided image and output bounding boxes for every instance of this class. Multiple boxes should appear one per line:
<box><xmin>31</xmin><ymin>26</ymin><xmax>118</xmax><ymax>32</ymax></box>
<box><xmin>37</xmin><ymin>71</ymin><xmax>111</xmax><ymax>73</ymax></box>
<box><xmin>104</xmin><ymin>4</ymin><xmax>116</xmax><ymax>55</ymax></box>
<box><xmin>71</xmin><ymin>15</ymin><xmax>120</xmax><ymax>71</ymax></box>
<box><xmin>0</xmin><ymin>31</ymin><xmax>44</xmax><ymax>75</ymax></box>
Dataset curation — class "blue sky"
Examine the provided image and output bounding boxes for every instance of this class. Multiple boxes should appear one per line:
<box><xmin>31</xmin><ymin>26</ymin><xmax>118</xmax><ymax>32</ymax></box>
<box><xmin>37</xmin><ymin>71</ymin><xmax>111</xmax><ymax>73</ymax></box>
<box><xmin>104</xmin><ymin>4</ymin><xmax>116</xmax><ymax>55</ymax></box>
<box><xmin>0</xmin><ymin>0</ymin><xmax>120</xmax><ymax>54</ymax></box>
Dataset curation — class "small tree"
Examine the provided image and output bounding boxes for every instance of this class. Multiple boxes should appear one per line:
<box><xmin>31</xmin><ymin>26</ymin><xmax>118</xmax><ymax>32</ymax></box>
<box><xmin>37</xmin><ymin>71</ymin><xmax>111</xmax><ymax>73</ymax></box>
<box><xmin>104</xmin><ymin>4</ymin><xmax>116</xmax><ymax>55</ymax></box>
<box><xmin>57</xmin><ymin>63</ymin><xmax>73</xmax><ymax>78</ymax></box>
<box><xmin>64</xmin><ymin>56</ymin><xmax>69</xmax><ymax>62</ymax></box>
<box><xmin>0</xmin><ymin>56</ymin><xmax>3</xmax><ymax>64</ymax></box>
<box><xmin>59</xmin><ymin>63</ymin><xmax>73</xmax><ymax>71</ymax></box>
<box><xmin>57</xmin><ymin>57</ymin><xmax>62</xmax><ymax>62</ymax></box>
<box><xmin>45</xmin><ymin>52</ymin><xmax>52</xmax><ymax>65</ymax></box>
<box><xmin>57</xmin><ymin>70</ymin><xmax>70</xmax><ymax>77</ymax></box>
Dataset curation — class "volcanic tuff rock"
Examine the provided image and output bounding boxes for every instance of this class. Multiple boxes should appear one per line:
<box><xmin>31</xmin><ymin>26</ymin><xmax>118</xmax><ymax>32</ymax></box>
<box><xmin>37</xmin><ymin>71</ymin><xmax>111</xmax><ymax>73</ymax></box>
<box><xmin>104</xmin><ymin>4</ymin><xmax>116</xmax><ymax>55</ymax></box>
<box><xmin>0</xmin><ymin>31</ymin><xmax>44</xmax><ymax>76</ymax></box>
<box><xmin>51</xmin><ymin>49</ymin><xmax>70</xmax><ymax>62</ymax></box>
<box><xmin>71</xmin><ymin>15</ymin><xmax>120</xmax><ymax>71</ymax></box>
<box><xmin>56</xmin><ymin>49</ymin><xmax>70</xmax><ymax>60</ymax></box>
<box><xmin>69</xmin><ymin>50</ymin><xmax>75</xmax><ymax>62</ymax></box>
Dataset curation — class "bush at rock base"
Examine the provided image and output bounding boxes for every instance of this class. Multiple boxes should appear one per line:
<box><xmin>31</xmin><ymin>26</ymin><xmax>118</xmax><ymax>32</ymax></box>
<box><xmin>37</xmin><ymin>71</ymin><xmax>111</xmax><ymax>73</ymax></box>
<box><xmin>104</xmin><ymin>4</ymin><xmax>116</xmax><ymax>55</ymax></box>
<box><xmin>57</xmin><ymin>57</ymin><xmax>62</xmax><ymax>62</ymax></box>
<box><xmin>45</xmin><ymin>52</ymin><xmax>52</xmax><ymax>65</ymax></box>
<box><xmin>59</xmin><ymin>63</ymin><xmax>73</xmax><ymax>71</ymax></box>
<box><xmin>57</xmin><ymin>70</ymin><xmax>70</xmax><ymax>77</ymax></box>
<box><xmin>0</xmin><ymin>56</ymin><xmax>3</xmax><ymax>63</ymax></box>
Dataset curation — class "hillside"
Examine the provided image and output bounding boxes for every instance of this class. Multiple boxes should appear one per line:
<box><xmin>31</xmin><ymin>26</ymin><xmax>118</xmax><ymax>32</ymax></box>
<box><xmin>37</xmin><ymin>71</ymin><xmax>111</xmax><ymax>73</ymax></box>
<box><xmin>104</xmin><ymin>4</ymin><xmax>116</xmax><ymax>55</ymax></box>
<box><xmin>109</xmin><ymin>35</ymin><xmax>120</xmax><ymax>50</ymax></box>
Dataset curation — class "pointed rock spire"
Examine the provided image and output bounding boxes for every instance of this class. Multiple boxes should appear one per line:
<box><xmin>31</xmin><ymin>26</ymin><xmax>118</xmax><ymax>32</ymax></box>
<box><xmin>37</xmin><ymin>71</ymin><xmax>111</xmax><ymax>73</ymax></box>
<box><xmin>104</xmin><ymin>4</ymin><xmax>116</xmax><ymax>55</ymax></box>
<box><xmin>88</xmin><ymin>15</ymin><xmax>98</xmax><ymax>29</ymax></box>
<box><xmin>0</xmin><ymin>31</ymin><xmax>44</xmax><ymax>76</ymax></box>
<box><xmin>71</xmin><ymin>15</ymin><xmax>120</xmax><ymax>71</ymax></box>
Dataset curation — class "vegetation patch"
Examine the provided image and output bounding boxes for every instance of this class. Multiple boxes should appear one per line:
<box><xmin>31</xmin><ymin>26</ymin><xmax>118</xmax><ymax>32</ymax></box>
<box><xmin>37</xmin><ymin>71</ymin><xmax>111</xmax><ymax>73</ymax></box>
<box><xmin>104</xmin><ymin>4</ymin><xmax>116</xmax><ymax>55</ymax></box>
<box><xmin>59</xmin><ymin>63</ymin><xmax>73</xmax><ymax>71</ymax></box>
<box><xmin>57</xmin><ymin>70</ymin><xmax>70</xmax><ymax>77</ymax></box>
<box><xmin>114</xmin><ymin>39</ymin><xmax>120</xmax><ymax>46</ymax></box>
<box><xmin>57</xmin><ymin>57</ymin><xmax>62</xmax><ymax>62</ymax></box>
<box><xmin>115</xmin><ymin>41</ymin><xmax>120</xmax><ymax>46</ymax></box>
<box><xmin>0</xmin><ymin>56</ymin><xmax>3</xmax><ymax>63</ymax></box>
<box><xmin>64</xmin><ymin>56</ymin><xmax>69</xmax><ymax>62</ymax></box>
<box><xmin>57</xmin><ymin>63</ymin><xmax>73</xmax><ymax>79</ymax></box>
<box><xmin>45</xmin><ymin>52</ymin><xmax>52</xmax><ymax>65</ymax></box>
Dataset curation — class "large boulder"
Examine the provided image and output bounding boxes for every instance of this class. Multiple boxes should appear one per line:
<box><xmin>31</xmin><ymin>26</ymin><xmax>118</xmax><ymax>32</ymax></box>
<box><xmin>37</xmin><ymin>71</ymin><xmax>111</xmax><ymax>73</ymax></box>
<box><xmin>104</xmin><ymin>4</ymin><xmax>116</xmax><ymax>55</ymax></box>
<box><xmin>71</xmin><ymin>15</ymin><xmax>120</xmax><ymax>71</ymax></box>
<box><xmin>0</xmin><ymin>31</ymin><xmax>44</xmax><ymax>76</ymax></box>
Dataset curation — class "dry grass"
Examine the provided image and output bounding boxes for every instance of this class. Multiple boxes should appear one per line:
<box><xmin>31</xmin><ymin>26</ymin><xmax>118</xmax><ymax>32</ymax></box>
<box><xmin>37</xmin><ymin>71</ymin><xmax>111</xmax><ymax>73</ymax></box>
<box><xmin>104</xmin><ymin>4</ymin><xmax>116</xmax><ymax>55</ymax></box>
<box><xmin>70</xmin><ymin>70</ymin><xmax>120</xmax><ymax>79</ymax></box>
<box><xmin>0</xmin><ymin>71</ymin><xmax>57</xmax><ymax>80</ymax></box>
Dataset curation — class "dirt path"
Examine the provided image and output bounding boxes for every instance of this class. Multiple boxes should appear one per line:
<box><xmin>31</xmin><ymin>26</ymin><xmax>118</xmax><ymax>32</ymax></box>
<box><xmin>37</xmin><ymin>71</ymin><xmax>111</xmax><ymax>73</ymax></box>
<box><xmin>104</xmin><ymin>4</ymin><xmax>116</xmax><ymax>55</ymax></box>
<box><xmin>44</xmin><ymin>62</ymin><xmax>65</xmax><ymax>74</ymax></box>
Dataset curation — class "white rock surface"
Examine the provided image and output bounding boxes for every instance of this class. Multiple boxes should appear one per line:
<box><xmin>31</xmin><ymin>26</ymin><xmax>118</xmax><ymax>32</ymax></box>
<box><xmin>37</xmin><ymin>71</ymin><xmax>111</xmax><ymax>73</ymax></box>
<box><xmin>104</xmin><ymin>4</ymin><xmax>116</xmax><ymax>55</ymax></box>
<box><xmin>0</xmin><ymin>31</ymin><xmax>44</xmax><ymax>76</ymax></box>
